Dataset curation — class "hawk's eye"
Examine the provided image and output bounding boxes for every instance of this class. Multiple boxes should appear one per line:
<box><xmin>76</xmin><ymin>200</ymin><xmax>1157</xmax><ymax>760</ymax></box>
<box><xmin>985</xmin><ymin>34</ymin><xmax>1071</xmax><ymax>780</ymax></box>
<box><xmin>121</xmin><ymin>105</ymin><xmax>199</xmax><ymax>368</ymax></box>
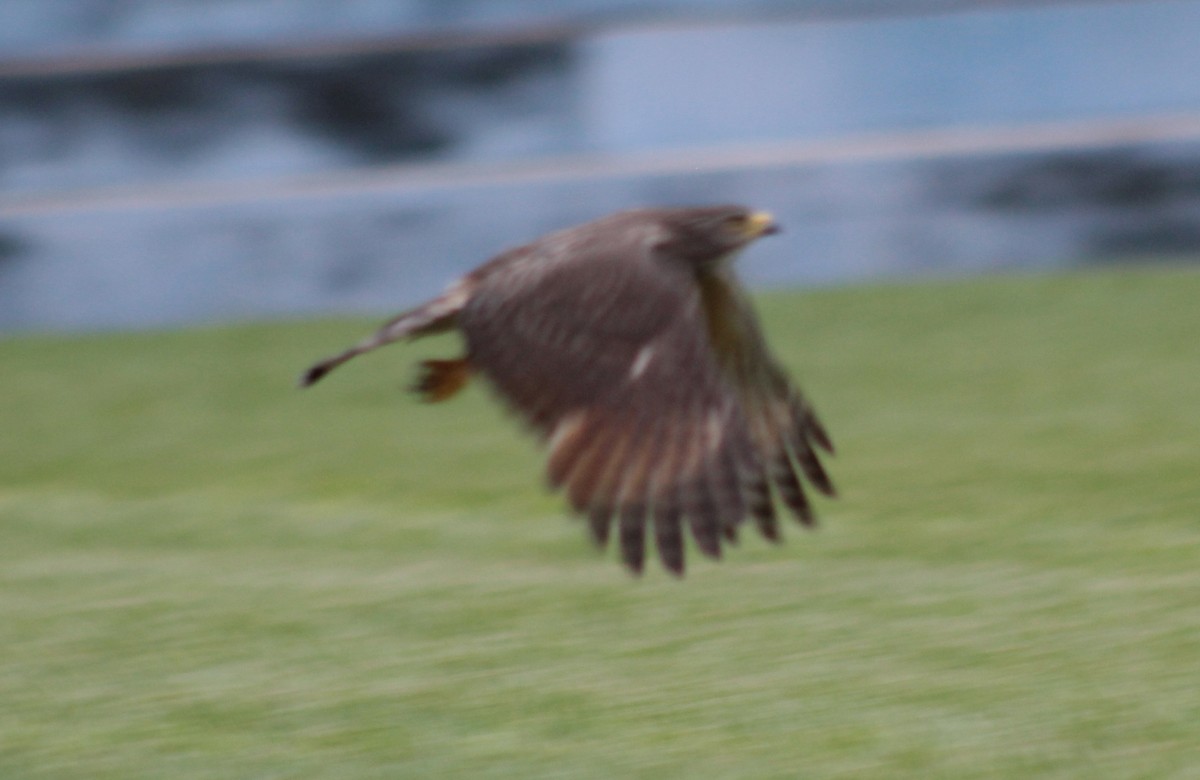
<box><xmin>720</xmin><ymin>211</ymin><xmax>778</xmax><ymax>238</ymax></box>
<box><xmin>721</xmin><ymin>214</ymin><xmax>750</xmax><ymax>232</ymax></box>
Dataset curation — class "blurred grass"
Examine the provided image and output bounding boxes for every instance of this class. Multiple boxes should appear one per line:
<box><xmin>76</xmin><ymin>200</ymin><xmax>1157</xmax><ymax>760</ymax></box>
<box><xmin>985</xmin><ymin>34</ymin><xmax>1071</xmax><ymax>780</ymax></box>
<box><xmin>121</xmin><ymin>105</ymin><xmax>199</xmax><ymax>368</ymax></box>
<box><xmin>1</xmin><ymin>267</ymin><xmax>1198</xmax><ymax>779</ymax></box>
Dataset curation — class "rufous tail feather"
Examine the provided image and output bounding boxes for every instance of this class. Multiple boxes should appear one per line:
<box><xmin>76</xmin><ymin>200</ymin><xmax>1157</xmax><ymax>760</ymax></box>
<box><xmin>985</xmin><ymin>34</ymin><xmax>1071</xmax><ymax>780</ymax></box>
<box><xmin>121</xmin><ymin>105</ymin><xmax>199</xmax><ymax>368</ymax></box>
<box><xmin>413</xmin><ymin>358</ymin><xmax>472</xmax><ymax>402</ymax></box>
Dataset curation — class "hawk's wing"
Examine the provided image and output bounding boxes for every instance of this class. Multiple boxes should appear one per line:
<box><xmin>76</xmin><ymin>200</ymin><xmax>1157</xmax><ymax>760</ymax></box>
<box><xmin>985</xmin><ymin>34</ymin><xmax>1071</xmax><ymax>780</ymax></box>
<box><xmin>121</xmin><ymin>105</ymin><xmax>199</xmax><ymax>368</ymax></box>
<box><xmin>698</xmin><ymin>270</ymin><xmax>836</xmax><ymax>543</ymax></box>
<box><xmin>458</xmin><ymin>225</ymin><xmax>765</xmax><ymax>575</ymax></box>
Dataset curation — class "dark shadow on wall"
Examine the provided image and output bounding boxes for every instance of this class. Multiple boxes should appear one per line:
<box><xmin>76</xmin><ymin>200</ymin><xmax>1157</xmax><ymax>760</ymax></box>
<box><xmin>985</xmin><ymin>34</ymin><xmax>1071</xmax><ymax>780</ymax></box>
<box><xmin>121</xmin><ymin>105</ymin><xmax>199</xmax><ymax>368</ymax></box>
<box><xmin>0</xmin><ymin>229</ymin><xmax>30</xmax><ymax>327</ymax></box>
<box><xmin>0</xmin><ymin>41</ymin><xmax>576</xmax><ymax>190</ymax></box>
<box><xmin>977</xmin><ymin>151</ymin><xmax>1200</xmax><ymax>211</ymax></box>
<box><xmin>927</xmin><ymin>147</ymin><xmax>1200</xmax><ymax>265</ymax></box>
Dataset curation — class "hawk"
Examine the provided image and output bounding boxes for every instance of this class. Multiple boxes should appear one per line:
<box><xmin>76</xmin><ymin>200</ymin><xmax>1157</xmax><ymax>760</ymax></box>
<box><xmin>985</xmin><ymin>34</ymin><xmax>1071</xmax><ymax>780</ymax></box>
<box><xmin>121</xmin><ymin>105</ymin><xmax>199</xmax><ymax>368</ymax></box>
<box><xmin>300</xmin><ymin>206</ymin><xmax>835</xmax><ymax>575</ymax></box>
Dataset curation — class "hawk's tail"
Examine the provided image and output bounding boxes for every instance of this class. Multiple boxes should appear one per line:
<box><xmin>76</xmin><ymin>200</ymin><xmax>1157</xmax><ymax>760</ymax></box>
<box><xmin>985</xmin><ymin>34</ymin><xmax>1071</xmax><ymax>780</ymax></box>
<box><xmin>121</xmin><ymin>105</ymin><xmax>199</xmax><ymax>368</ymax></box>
<box><xmin>298</xmin><ymin>281</ymin><xmax>470</xmax><ymax>388</ymax></box>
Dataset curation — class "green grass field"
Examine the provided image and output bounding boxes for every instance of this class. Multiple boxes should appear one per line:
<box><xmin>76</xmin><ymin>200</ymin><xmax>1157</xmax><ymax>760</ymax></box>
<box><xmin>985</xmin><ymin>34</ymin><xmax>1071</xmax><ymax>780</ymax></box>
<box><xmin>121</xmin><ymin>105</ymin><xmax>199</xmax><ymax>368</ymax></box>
<box><xmin>2</xmin><ymin>268</ymin><xmax>1198</xmax><ymax>778</ymax></box>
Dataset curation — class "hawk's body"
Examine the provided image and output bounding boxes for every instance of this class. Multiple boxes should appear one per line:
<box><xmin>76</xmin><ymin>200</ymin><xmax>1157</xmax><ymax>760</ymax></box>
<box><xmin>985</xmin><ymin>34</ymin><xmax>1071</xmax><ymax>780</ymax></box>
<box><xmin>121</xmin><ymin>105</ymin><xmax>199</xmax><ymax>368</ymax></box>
<box><xmin>301</xmin><ymin>206</ymin><xmax>834</xmax><ymax>574</ymax></box>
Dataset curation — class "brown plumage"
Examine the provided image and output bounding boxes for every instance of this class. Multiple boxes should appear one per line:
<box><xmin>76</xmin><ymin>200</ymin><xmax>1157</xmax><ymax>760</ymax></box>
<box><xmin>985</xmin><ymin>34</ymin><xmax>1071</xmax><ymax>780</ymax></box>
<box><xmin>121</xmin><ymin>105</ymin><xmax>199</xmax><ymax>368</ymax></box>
<box><xmin>300</xmin><ymin>206</ymin><xmax>835</xmax><ymax>575</ymax></box>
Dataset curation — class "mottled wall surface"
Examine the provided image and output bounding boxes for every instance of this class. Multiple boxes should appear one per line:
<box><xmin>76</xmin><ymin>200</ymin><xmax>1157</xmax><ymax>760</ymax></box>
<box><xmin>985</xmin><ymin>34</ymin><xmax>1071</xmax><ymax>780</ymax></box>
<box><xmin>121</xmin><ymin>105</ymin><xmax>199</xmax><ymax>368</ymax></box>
<box><xmin>5</xmin><ymin>139</ymin><xmax>1199</xmax><ymax>330</ymax></box>
<box><xmin>0</xmin><ymin>44</ymin><xmax>578</xmax><ymax>195</ymax></box>
<box><xmin>6</xmin><ymin>2</ymin><xmax>1200</xmax><ymax>196</ymax></box>
<box><xmin>0</xmin><ymin>1</ymin><xmax>1028</xmax><ymax>59</ymax></box>
<box><xmin>2</xmin><ymin>1</ymin><xmax>1199</xmax><ymax>330</ymax></box>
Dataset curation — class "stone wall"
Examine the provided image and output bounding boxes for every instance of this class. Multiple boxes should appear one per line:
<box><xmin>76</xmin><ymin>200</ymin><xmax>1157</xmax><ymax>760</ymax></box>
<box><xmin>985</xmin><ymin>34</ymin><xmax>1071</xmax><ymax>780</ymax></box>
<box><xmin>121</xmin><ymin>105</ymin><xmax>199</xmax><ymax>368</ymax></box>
<box><xmin>2</xmin><ymin>0</ymin><xmax>1199</xmax><ymax>330</ymax></box>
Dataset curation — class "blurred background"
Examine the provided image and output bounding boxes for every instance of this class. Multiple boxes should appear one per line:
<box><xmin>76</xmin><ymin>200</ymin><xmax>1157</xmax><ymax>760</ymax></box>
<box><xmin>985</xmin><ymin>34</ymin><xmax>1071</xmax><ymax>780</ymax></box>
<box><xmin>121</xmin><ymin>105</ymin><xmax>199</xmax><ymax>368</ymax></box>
<box><xmin>2</xmin><ymin>0</ymin><xmax>1200</xmax><ymax>330</ymax></box>
<box><xmin>4</xmin><ymin>6</ymin><xmax>1200</xmax><ymax>777</ymax></box>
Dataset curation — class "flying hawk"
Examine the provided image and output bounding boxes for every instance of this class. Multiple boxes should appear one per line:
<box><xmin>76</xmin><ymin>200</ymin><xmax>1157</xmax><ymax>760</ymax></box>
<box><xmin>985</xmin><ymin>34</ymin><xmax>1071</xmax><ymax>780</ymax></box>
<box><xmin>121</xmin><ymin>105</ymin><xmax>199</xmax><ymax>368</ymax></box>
<box><xmin>300</xmin><ymin>206</ymin><xmax>835</xmax><ymax>575</ymax></box>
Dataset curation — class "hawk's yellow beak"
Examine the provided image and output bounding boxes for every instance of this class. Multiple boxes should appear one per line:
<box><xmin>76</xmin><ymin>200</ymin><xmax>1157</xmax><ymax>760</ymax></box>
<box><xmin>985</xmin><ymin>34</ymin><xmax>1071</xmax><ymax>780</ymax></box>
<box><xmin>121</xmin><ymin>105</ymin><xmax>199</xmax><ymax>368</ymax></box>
<box><xmin>745</xmin><ymin>211</ymin><xmax>780</xmax><ymax>238</ymax></box>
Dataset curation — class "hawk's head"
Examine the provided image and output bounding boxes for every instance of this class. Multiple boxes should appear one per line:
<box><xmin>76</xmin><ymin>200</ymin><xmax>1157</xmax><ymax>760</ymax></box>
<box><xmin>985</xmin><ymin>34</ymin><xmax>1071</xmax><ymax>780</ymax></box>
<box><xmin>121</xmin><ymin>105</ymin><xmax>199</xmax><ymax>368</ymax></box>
<box><xmin>655</xmin><ymin>205</ymin><xmax>780</xmax><ymax>270</ymax></box>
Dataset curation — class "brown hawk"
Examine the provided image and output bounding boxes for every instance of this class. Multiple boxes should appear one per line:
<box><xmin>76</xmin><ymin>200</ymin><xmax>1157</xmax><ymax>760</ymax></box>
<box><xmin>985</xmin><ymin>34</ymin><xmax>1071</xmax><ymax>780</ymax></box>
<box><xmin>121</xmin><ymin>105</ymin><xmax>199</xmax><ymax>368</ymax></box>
<box><xmin>300</xmin><ymin>206</ymin><xmax>835</xmax><ymax>575</ymax></box>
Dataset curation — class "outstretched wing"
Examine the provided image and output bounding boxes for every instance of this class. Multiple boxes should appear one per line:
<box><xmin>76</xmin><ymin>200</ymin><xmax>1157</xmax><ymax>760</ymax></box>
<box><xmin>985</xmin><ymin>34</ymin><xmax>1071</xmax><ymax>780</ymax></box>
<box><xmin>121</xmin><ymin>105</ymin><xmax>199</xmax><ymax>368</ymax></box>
<box><xmin>458</xmin><ymin>223</ymin><xmax>762</xmax><ymax>575</ymax></box>
<box><xmin>698</xmin><ymin>268</ymin><xmax>836</xmax><ymax>541</ymax></box>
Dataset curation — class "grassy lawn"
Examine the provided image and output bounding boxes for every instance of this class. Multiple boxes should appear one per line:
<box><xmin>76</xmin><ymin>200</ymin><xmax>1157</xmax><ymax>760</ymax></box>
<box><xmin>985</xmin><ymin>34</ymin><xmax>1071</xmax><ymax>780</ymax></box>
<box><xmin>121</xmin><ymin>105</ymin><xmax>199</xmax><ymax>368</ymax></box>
<box><xmin>2</xmin><ymin>267</ymin><xmax>1198</xmax><ymax>778</ymax></box>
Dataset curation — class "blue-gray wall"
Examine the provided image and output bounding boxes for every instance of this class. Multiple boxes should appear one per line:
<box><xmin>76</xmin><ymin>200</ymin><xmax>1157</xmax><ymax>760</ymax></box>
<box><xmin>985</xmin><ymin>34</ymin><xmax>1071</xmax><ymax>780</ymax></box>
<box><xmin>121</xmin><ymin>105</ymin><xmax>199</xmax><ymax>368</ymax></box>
<box><xmin>2</xmin><ymin>1</ymin><xmax>1199</xmax><ymax>331</ymax></box>
<box><xmin>0</xmin><ymin>2</ymin><xmax>1090</xmax><ymax>60</ymax></box>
